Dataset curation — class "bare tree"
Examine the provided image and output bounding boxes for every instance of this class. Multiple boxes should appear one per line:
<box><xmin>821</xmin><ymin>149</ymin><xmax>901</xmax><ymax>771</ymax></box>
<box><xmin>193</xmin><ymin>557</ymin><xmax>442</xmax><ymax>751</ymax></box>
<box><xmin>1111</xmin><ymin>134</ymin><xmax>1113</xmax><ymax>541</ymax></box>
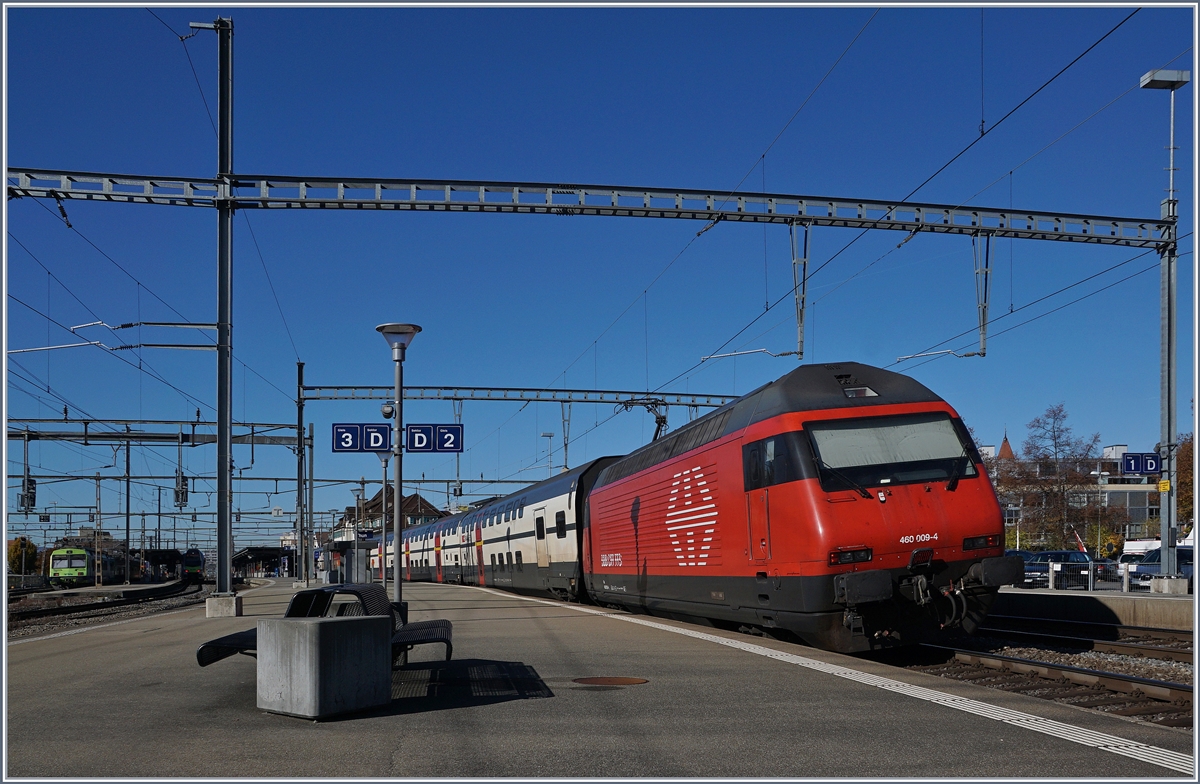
<box><xmin>1015</xmin><ymin>403</ymin><xmax>1101</xmax><ymax>549</ymax></box>
<box><xmin>1178</xmin><ymin>432</ymin><xmax>1194</xmax><ymax>534</ymax></box>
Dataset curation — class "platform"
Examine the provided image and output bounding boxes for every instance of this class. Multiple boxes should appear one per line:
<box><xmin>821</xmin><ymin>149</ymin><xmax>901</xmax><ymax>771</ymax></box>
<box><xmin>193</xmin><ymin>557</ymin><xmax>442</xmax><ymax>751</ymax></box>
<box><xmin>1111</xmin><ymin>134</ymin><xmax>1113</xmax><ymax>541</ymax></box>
<box><xmin>6</xmin><ymin>580</ymin><xmax>1193</xmax><ymax>777</ymax></box>
<box><xmin>994</xmin><ymin>586</ymin><xmax>1194</xmax><ymax>630</ymax></box>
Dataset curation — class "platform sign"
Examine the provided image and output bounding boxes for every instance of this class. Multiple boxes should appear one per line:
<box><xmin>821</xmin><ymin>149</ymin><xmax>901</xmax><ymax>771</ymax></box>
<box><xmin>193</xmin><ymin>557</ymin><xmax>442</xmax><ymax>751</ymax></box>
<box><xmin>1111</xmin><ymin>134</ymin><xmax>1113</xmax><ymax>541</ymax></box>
<box><xmin>333</xmin><ymin>423</ymin><xmax>393</xmax><ymax>453</ymax></box>
<box><xmin>362</xmin><ymin>424</ymin><xmax>392</xmax><ymax>452</ymax></box>
<box><xmin>1122</xmin><ymin>452</ymin><xmax>1161</xmax><ymax>475</ymax></box>
<box><xmin>332</xmin><ymin>424</ymin><xmax>362</xmax><ymax>452</ymax></box>
<box><xmin>435</xmin><ymin>424</ymin><xmax>464</xmax><ymax>453</ymax></box>
<box><xmin>406</xmin><ymin>424</ymin><xmax>434</xmax><ymax>452</ymax></box>
<box><xmin>406</xmin><ymin>424</ymin><xmax>464</xmax><ymax>453</ymax></box>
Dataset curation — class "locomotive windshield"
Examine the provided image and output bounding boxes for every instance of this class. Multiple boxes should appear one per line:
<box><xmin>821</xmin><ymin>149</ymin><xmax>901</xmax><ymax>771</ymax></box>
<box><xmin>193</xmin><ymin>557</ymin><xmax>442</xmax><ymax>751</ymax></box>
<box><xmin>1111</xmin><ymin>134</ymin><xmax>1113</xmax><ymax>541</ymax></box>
<box><xmin>51</xmin><ymin>553</ymin><xmax>87</xmax><ymax>569</ymax></box>
<box><xmin>806</xmin><ymin>412</ymin><xmax>976</xmax><ymax>491</ymax></box>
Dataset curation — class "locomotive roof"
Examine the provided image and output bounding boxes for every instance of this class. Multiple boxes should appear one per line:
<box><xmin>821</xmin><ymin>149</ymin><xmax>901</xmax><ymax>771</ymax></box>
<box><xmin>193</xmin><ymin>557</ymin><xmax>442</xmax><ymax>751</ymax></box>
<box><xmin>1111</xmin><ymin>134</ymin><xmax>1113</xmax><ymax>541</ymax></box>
<box><xmin>595</xmin><ymin>362</ymin><xmax>943</xmax><ymax>489</ymax></box>
<box><xmin>402</xmin><ymin>456</ymin><xmax>619</xmax><ymax>537</ymax></box>
<box><xmin>721</xmin><ymin>361</ymin><xmax>943</xmax><ymax>432</ymax></box>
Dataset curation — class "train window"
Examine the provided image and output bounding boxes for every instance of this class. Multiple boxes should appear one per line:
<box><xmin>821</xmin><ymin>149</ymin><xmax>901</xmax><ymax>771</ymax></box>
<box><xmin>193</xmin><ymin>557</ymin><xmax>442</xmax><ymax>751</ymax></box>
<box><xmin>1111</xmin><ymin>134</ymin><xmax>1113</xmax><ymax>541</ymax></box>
<box><xmin>536</xmin><ymin>517</ymin><xmax>546</xmax><ymax>540</ymax></box>
<box><xmin>517</xmin><ymin>499</ymin><xmax>525</xmax><ymax>518</ymax></box>
<box><xmin>743</xmin><ymin>433</ymin><xmax>804</xmax><ymax>491</ymax></box>
<box><xmin>806</xmin><ymin>412</ymin><xmax>978</xmax><ymax>491</ymax></box>
<box><xmin>555</xmin><ymin>511</ymin><xmax>566</xmax><ymax>539</ymax></box>
<box><xmin>506</xmin><ymin>552</ymin><xmax>513</xmax><ymax>570</ymax></box>
<box><xmin>515</xmin><ymin>551</ymin><xmax>523</xmax><ymax>570</ymax></box>
<box><xmin>491</xmin><ymin>554</ymin><xmax>497</xmax><ymax>568</ymax></box>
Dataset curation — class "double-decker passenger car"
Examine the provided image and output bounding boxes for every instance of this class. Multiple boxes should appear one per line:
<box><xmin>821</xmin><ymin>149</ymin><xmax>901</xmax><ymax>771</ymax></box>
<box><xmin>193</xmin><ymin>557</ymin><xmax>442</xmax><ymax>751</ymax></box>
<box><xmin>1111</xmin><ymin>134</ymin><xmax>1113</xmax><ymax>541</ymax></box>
<box><xmin>402</xmin><ymin>362</ymin><xmax>1023</xmax><ymax>653</ymax></box>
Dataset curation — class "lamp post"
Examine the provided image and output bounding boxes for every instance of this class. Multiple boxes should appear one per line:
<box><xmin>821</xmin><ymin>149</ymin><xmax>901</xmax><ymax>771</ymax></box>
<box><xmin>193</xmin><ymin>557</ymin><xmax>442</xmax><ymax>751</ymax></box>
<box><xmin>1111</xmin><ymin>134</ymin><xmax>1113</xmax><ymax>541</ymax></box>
<box><xmin>377</xmin><ymin>323</ymin><xmax>421</xmax><ymax>604</ymax></box>
<box><xmin>541</xmin><ymin>432</ymin><xmax>555</xmax><ymax>478</ymax></box>
<box><xmin>1090</xmin><ymin>469</ymin><xmax>1110</xmax><ymax>557</ymax></box>
<box><xmin>352</xmin><ymin>482</ymin><xmax>364</xmax><ymax>584</ymax></box>
<box><xmin>1140</xmin><ymin>68</ymin><xmax>1190</xmax><ymax>578</ymax></box>
<box><xmin>376</xmin><ymin>449</ymin><xmax>390</xmax><ymax>587</ymax></box>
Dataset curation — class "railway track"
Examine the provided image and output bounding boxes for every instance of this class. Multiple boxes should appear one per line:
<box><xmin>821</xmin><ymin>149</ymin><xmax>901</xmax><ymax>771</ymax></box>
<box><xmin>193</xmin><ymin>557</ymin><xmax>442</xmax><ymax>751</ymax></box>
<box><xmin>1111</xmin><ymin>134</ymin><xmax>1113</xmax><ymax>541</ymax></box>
<box><xmin>985</xmin><ymin>614</ymin><xmax>1193</xmax><ymax>645</ymax></box>
<box><xmin>975</xmin><ymin>626</ymin><xmax>1193</xmax><ymax>663</ymax></box>
<box><xmin>7</xmin><ymin>581</ymin><xmax>199</xmax><ymax>623</ymax></box>
<box><xmin>910</xmin><ymin>644</ymin><xmax>1193</xmax><ymax>729</ymax></box>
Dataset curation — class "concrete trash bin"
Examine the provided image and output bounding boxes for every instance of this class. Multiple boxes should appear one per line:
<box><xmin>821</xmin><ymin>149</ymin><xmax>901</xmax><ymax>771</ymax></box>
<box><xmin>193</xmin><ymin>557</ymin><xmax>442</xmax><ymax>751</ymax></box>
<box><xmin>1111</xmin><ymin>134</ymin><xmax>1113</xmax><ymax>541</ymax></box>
<box><xmin>257</xmin><ymin>616</ymin><xmax>392</xmax><ymax>719</ymax></box>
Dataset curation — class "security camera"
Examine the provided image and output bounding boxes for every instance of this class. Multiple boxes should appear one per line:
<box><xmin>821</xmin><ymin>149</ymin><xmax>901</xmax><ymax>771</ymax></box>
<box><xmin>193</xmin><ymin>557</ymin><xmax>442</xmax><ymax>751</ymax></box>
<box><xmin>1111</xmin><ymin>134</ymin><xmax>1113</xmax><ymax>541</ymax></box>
<box><xmin>381</xmin><ymin>403</ymin><xmax>395</xmax><ymax>419</ymax></box>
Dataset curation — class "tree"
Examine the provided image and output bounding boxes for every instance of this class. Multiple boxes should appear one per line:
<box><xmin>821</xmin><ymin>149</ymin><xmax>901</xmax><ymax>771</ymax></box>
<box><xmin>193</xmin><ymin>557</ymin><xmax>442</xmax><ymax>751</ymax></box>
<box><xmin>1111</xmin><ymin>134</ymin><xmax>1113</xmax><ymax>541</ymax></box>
<box><xmin>1178</xmin><ymin>432</ymin><xmax>1194</xmax><ymax>533</ymax></box>
<box><xmin>1015</xmin><ymin>403</ymin><xmax>1101</xmax><ymax>549</ymax></box>
<box><xmin>8</xmin><ymin>537</ymin><xmax>38</xmax><ymax>575</ymax></box>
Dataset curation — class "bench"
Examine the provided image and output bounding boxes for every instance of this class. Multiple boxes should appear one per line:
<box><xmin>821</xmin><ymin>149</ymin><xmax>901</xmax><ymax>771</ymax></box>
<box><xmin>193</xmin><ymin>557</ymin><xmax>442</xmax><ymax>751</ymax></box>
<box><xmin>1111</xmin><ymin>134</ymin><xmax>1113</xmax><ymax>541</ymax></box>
<box><xmin>196</xmin><ymin>583</ymin><xmax>452</xmax><ymax>668</ymax></box>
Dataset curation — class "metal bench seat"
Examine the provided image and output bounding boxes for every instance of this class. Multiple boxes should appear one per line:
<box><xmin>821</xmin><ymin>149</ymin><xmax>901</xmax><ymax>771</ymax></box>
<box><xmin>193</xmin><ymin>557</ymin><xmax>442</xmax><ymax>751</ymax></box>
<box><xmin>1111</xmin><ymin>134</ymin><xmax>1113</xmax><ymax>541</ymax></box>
<box><xmin>195</xmin><ymin>628</ymin><xmax>259</xmax><ymax>667</ymax></box>
<box><xmin>196</xmin><ymin>583</ymin><xmax>453</xmax><ymax>667</ymax></box>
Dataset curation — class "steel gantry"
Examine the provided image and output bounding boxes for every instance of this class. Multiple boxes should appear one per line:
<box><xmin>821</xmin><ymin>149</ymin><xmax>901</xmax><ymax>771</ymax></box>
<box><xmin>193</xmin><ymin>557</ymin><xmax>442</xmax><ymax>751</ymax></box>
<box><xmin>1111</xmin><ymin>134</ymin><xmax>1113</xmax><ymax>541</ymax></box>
<box><xmin>6</xmin><ymin>20</ymin><xmax>1183</xmax><ymax>600</ymax></box>
<box><xmin>8</xmin><ymin>168</ymin><xmax>1172</xmax><ymax>245</ymax></box>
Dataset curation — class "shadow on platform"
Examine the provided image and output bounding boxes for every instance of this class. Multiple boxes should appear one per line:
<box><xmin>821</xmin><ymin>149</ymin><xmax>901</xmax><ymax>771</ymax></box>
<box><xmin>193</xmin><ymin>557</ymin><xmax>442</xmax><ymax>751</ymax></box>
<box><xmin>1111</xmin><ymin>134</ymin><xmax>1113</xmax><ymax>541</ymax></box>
<box><xmin>351</xmin><ymin>659</ymin><xmax>553</xmax><ymax>718</ymax></box>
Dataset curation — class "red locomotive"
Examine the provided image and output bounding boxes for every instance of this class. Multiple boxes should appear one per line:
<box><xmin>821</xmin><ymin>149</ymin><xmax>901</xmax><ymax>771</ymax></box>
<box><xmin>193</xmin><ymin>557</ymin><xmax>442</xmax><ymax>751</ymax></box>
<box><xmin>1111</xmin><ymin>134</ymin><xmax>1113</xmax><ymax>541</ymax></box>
<box><xmin>401</xmin><ymin>362</ymin><xmax>1023</xmax><ymax>653</ymax></box>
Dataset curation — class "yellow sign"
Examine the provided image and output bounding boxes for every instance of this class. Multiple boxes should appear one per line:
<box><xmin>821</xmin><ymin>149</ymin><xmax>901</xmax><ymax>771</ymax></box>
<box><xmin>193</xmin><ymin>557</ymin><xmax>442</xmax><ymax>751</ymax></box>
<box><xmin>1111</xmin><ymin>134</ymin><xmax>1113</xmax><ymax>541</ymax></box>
<box><xmin>1158</xmin><ymin>480</ymin><xmax>1171</xmax><ymax>493</ymax></box>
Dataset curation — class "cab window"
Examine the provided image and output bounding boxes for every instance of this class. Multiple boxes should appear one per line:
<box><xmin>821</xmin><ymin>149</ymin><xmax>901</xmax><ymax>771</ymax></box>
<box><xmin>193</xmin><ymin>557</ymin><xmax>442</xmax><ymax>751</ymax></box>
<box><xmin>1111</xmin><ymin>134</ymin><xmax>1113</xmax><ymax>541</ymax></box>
<box><xmin>743</xmin><ymin>433</ymin><xmax>804</xmax><ymax>492</ymax></box>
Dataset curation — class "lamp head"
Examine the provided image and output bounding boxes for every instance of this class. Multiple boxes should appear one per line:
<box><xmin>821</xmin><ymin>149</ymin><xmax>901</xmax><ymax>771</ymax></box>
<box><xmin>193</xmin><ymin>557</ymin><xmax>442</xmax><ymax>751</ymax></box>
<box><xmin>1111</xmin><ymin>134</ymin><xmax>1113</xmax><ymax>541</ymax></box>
<box><xmin>1140</xmin><ymin>69</ymin><xmax>1190</xmax><ymax>90</ymax></box>
<box><xmin>381</xmin><ymin>403</ymin><xmax>395</xmax><ymax>419</ymax></box>
<box><xmin>376</xmin><ymin>323</ymin><xmax>422</xmax><ymax>352</ymax></box>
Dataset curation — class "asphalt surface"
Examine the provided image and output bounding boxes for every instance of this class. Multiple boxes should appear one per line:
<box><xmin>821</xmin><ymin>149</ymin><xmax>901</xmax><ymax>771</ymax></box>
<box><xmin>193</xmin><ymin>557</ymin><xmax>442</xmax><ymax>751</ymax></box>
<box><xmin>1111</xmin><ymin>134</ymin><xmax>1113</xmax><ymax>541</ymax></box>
<box><xmin>6</xmin><ymin>579</ymin><xmax>1194</xmax><ymax>777</ymax></box>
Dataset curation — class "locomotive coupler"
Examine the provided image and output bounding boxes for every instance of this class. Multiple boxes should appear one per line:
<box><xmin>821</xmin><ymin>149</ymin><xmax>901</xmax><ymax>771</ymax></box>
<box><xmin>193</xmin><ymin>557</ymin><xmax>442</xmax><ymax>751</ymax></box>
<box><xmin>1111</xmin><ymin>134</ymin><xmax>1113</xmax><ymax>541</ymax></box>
<box><xmin>842</xmin><ymin>609</ymin><xmax>865</xmax><ymax>636</ymax></box>
<box><xmin>911</xmin><ymin>574</ymin><xmax>933</xmax><ymax>606</ymax></box>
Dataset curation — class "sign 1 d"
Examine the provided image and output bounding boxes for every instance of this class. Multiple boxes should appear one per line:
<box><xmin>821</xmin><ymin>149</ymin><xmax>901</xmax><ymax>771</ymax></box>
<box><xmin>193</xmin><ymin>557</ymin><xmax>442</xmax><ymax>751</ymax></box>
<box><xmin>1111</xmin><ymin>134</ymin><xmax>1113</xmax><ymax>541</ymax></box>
<box><xmin>1122</xmin><ymin>452</ymin><xmax>1161</xmax><ymax>475</ymax></box>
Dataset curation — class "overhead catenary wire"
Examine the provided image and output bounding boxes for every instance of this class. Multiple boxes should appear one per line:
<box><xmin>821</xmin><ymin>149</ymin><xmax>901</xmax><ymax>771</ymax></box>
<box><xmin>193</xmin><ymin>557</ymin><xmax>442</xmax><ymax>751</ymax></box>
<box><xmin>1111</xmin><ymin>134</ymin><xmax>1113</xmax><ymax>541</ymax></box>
<box><xmin>8</xmin><ymin>294</ymin><xmax>215</xmax><ymax>413</ymax></box>
<box><xmin>240</xmin><ymin>213</ymin><xmax>301</xmax><ymax>361</ymax></box>
<box><xmin>889</xmin><ymin>235</ymin><xmax>1193</xmax><ymax>368</ymax></box>
<box><xmin>659</xmin><ymin>8</ymin><xmax>1153</xmax><ymax>392</ymax></box>
<box><xmin>13</xmin><ymin>206</ymin><xmax>295</xmax><ymax>403</ymax></box>
<box><xmin>896</xmin><ymin>255</ymin><xmax>1183</xmax><ymax>374</ymax></box>
<box><xmin>146</xmin><ymin>9</ymin><xmax>305</xmax><ymax>368</ymax></box>
<box><xmin>542</xmin><ymin>9</ymin><xmax>879</xmax><ymax>395</ymax></box>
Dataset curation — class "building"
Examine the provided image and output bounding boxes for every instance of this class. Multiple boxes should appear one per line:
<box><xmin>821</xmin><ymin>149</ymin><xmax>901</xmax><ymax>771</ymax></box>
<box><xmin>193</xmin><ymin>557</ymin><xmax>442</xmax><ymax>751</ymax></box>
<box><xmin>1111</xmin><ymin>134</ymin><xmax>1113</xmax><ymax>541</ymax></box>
<box><xmin>992</xmin><ymin>435</ymin><xmax>1161</xmax><ymax>551</ymax></box>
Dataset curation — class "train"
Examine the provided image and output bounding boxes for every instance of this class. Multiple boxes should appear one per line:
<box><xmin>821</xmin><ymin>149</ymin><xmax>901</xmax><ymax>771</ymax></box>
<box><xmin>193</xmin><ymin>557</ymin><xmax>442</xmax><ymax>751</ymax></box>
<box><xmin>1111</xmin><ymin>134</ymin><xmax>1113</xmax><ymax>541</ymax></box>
<box><xmin>399</xmin><ymin>362</ymin><xmax>1024</xmax><ymax>653</ymax></box>
<box><xmin>181</xmin><ymin>548</ymin><xmax>206</xmax><ymax>583</ymax></box>
<box><xmin>47</xmin><ymin>546</ymin><xmax>133</xmax><ymax>588</ymax></box>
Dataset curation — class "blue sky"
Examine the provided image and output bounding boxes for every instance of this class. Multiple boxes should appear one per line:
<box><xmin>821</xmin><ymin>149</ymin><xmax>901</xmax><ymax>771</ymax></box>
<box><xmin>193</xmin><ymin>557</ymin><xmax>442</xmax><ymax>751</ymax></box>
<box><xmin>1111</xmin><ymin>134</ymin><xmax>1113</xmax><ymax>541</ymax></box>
<box><xmin>5</xmin><ymin>5</ymin><xmax>1195</xmax><ymax>549</ymax></box>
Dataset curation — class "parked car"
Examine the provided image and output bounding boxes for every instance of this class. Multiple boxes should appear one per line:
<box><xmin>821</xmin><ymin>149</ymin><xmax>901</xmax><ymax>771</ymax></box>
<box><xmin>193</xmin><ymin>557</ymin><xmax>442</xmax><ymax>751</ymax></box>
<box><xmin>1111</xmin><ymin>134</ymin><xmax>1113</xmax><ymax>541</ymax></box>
<box><xmin>1129</xmin><ymin>546</ymin><xmax>1193</xmax><ymax>589</ymax></box>
<box><xmin>1005</xmin><ymin>549</ymin><xmax>1035</xmax><ymax>562</ymax></box>
<box><xmin>1021</xmin><ymin>550</ymin><xmax>1100</xmax><ymax>588</ymax></box>
<box><xmin>1092</xmin><ymin>557</ymin><xmax>1119</xmax><ymax>582</ymax></box>
<box><xmin>1117</xmin><ymin>551</ymin><xmax>1145</xmax><ymax>565</ymax></box>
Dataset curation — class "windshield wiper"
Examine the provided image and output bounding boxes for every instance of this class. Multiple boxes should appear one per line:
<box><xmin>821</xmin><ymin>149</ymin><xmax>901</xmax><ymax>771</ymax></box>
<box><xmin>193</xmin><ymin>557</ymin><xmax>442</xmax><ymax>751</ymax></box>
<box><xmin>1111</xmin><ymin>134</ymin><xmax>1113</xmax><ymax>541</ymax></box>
<box><xmin>945</xmin><ymin>446</ymin><xmax>970</xmax><ymax>492</ymax></box>
<box><xmin>816</xmin><ymin>458</ymin><xmax>871</xmax><ymax>499</ymax></box>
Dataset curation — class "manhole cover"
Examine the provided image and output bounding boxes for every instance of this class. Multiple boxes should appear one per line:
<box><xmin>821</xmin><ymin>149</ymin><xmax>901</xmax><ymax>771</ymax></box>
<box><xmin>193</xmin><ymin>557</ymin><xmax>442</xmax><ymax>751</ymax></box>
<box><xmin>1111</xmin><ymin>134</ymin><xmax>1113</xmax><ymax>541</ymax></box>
<box><xmin>572</xmin><ymin>677</ymin><xmax>648</xmax><ymax>686</ymax></box>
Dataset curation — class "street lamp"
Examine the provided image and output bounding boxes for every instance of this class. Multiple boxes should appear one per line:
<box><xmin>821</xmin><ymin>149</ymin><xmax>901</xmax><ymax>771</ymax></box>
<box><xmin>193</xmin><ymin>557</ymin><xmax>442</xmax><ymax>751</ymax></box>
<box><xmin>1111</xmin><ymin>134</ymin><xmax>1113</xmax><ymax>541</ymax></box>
<box><xmin>376</xmin><ymin>449</ymin><xmax>390</xmax><ymax>586</ymax></box>
<box><xmin>1141</xmin><ymin>68</ymin><xmax>1190</xmax><ymax>578</ymax></box>
<box><xmin>1091</xmin><ymin>469</ymin><xmax>1110</xmax><ymax>557</ymax></box>
<box><xmin>541</xmin><ymin>432</ymin><xmax>555</xmax><ymax>478</ymax></box>
<box><xmin>352</xmin><ymin>482</ymin><xmax>364</xmax><ymax>585</ymax></box>
<box><xmin>377</xmin><ymin>322</ymin><xmax>421</xmax><ymax>604</ymax></box>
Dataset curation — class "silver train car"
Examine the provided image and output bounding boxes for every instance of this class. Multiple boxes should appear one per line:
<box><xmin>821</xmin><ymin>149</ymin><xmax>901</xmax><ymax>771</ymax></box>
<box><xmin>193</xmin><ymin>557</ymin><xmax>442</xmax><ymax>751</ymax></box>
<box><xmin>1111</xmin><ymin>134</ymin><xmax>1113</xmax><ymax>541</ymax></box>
<box><xmin>401</xmin><ymin>457</ymin><xmax>617</xmax><ymax>599</ymax></box>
